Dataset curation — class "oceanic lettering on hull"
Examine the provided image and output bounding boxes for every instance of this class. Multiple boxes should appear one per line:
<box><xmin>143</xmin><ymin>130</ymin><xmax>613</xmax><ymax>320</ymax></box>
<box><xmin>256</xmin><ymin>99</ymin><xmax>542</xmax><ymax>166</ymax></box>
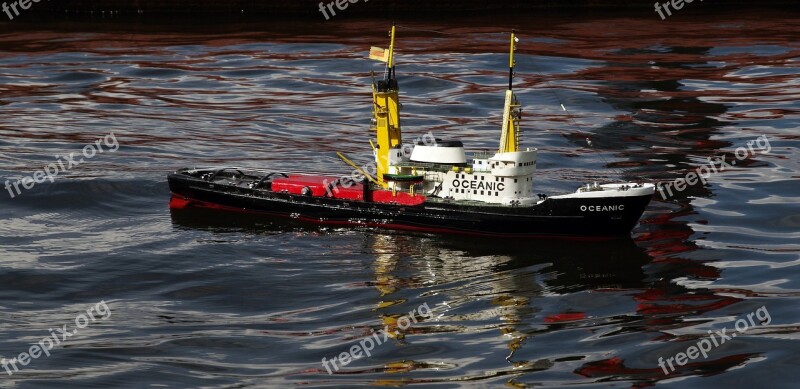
<box><xmin>580</xmin><ymin>205</ymin><xmax>625</xmax><ymax>212</ymax></box>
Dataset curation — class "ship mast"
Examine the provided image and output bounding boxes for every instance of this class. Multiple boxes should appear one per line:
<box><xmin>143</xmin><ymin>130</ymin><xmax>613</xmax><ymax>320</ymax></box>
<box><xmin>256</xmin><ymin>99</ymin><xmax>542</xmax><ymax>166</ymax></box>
<box><xmin>370</xmin><ymin>25</ymin><xmax>403</xmax><ymax>188</ymax></box>
<box><xmin>498</xmin><ymin>31</ymin><xmax>521</xmax><ymax>154</ymax></box>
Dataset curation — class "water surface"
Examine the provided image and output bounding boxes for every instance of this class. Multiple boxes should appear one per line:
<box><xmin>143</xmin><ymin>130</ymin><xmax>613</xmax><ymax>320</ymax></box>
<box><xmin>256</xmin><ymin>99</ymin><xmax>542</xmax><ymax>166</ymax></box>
<box><xmin>0</xmin><ymin>12</ymin><xmax>799</xmax><ymax>388</ymax></box>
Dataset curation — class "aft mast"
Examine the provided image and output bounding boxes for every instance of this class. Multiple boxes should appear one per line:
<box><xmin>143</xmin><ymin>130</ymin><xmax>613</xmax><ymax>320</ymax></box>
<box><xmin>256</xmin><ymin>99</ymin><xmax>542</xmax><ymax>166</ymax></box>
<box><xmin>498</xmin><ymin>31</ymin><xmax>521</xmax><ymax>154</ymax></box>
<box><xmin>369</xmin><ymin>25</ymin><xmax>403</xmax><ymax>189</ymax></box>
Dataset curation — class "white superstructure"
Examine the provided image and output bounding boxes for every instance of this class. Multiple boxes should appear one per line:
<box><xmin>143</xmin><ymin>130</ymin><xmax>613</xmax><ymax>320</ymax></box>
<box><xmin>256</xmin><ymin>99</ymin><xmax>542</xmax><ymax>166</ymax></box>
<box><xmin>371</xmin><ymin>29</ymin><xmax>654</xmax><ymax>207</ymax></box>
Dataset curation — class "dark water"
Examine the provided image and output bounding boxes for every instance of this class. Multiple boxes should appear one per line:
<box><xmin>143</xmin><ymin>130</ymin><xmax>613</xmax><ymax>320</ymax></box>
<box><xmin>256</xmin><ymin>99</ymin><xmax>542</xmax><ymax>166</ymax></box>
<box><xmin>1</xmin><ymin>11</ymin><xmax>799</xmax><ymax>388</ymax></box>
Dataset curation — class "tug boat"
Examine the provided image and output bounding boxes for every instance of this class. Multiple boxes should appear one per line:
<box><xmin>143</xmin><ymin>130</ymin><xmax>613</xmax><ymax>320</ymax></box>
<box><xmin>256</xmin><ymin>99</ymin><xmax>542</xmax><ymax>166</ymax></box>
<box><xmin>168</xmin><ymin>27</ymin><xmax>655</xmax><ymax>238</ymax></box>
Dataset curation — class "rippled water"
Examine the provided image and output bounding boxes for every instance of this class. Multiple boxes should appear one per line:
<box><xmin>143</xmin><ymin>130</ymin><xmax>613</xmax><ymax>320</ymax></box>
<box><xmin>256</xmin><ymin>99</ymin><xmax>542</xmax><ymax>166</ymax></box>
<box><xmin>1</xmin><ymin>12</ymin><xmax>799</xmax><ymax>388</ymax></box>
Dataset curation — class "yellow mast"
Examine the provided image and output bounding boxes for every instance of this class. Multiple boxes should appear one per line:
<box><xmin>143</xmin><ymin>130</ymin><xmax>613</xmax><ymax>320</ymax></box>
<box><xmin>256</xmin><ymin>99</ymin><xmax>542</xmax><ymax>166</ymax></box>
<box><xmin>370</xmin><ymin>25</ymin><xmax>403</xmax><ymax>188</ymax></box>
<box><xmin>498</xmin><ymin>31</ymin><xmax>521</xmax><ymax>154</ymax></box>
<box><xmin>388</xmin><ymin>24</ymin><xmax>396</xmax><ymax>69</ymax></box>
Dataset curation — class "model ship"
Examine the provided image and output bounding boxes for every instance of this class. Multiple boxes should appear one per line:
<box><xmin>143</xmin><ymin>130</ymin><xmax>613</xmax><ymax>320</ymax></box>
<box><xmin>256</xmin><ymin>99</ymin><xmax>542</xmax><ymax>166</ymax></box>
<box><xmin>168</xmin><ymin>27</ymin><xmax>655</xmax><ymax>238</ymax></box>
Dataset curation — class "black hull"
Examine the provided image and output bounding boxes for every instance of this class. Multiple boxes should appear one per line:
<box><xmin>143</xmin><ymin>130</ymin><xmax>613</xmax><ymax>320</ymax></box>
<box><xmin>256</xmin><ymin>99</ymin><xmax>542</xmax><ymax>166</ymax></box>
<box><xmin>167</xmin><ymin>170</ymin><xmax>653</xmax><ymax>238</ymax></box>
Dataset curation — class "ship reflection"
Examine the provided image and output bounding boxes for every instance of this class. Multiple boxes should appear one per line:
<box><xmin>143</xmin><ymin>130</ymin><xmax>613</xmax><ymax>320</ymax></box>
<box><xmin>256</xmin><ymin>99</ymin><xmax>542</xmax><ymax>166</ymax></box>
<box><xmin>169</xmin><ymin>208</ymin><xmax>743</xmax><ymax>385</ymax></box>
<box><xmin>169</xmin><ymin>209</ymin><xmax>651</xmax><ymax>295</ymax></box>
<box><xmin>358</xmin><ymin>221</ymin><xmax>745</xmax><ymax>385</ymax></box>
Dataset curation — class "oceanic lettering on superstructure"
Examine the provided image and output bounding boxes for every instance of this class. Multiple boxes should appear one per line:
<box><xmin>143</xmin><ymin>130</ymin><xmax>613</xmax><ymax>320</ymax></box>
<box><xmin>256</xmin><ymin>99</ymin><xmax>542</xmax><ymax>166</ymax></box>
<box><xmin>452</xmin><ymin>179</ymin><xmax>505</xmax><ymax>192</ymax></box>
